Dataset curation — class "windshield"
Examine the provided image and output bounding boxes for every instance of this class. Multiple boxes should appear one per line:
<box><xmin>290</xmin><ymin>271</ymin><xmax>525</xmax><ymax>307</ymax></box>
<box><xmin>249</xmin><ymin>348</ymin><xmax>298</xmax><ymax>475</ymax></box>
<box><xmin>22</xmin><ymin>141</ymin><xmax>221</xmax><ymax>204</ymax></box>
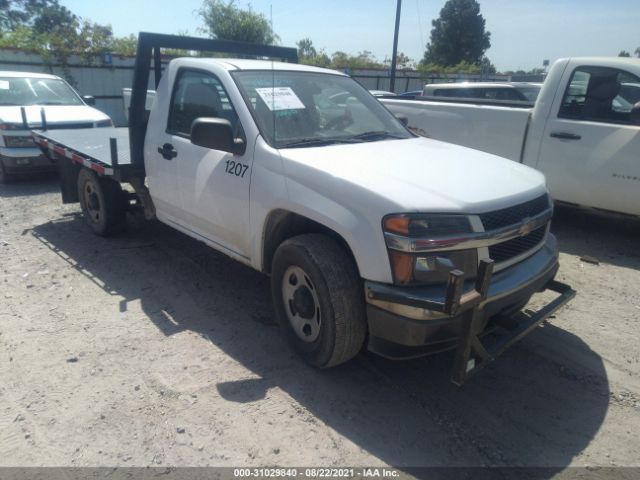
<box><xmin>0</xmin><ymin>77</ymin><xmax>83</xmax><ymax>106</ymax></box>
<box><xmin>232</xmin><ymin>70</ymin><xmax>412</xmax><ymax>148</ymax></box>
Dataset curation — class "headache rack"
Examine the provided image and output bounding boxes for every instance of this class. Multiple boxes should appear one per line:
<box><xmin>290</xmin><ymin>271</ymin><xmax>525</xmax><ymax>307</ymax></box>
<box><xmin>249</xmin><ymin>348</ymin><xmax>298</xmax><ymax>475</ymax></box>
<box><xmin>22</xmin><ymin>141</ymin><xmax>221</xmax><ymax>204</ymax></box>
<box><xmin>33</xmin><ymin>31</ymin><xmax>298</xmax><ymax>184</ymax></box>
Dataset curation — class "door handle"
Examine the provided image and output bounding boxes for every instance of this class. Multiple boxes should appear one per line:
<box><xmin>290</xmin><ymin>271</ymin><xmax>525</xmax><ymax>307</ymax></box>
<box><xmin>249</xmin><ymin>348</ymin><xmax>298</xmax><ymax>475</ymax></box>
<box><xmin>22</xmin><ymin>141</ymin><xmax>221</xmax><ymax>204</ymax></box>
<box><xmin>550</xmin><ymin>132</ymin><xmax>581</xmax><ymax>140</ymax></box>
<box><xmin>158</xmin><ymin>143</ymin><xmax>177</xmax><ymax>160</ymax></box>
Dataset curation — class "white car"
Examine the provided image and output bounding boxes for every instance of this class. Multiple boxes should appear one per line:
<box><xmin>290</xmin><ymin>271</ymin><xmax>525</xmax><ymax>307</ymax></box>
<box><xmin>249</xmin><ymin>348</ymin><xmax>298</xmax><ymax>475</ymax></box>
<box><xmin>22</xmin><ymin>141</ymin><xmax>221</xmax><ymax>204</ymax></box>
<box><xmin>369</xmin><ymin>90</ymin><xmax>397</xmax><ymax>97</ymax></box>
<box><xmin>0</xmin><ymin>71</ymin><xmax>112</xmax><ymax>182</ymax></box>
<box><xmin>422</xmin><ymin>82</ymin><xmax>543</xmax><ymax>102</ymax></box>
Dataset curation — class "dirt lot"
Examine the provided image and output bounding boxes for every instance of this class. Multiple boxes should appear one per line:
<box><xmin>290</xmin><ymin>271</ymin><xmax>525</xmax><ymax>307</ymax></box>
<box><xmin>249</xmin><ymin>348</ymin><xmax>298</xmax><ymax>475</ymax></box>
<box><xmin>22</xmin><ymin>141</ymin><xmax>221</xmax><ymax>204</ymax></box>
<box><xmin>1</xmin><ymin>176</ymin><xmax>639</xmax><ymax>472</ymax></box>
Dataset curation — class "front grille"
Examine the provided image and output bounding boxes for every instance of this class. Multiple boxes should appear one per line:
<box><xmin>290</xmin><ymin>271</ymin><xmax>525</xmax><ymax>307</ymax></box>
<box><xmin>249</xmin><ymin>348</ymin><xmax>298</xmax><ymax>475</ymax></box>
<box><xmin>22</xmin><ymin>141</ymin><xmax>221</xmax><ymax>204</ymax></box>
<box><xmin>479</xmin><ymin>194</ymin><xmax>550</xmax><ymax>231</ymax></box>
<box><xmin>489</xmin><ymin>226</ymin><xmax>546</xmax><ymax>263</ymax></box>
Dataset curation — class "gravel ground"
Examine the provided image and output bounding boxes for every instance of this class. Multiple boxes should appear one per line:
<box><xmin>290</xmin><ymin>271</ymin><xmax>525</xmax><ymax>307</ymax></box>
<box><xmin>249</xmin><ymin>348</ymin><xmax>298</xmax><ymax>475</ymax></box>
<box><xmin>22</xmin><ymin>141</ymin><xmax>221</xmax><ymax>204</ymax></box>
<box><xmin>0</xmin><ymin>176</ymin><xmax>639</xmax><ymax>472</ymax></box>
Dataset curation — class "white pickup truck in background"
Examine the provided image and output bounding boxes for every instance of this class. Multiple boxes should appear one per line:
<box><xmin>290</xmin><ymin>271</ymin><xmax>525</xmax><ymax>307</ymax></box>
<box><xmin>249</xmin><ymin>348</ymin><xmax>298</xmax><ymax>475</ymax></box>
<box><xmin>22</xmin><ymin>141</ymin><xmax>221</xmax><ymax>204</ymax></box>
<box><xmin>0</xmin><ymin>71</ymin><xmax>112</xmax><ymax>183</ymax></box>
<box><xmin>32</xmin><ymin>33</ymin><xmax>575</xmax><ymax>385</ymax></box>
<box><xmin>382</xmin><ymin>57</ymin><xmax>640</xmax><ymax>217</ymax></box>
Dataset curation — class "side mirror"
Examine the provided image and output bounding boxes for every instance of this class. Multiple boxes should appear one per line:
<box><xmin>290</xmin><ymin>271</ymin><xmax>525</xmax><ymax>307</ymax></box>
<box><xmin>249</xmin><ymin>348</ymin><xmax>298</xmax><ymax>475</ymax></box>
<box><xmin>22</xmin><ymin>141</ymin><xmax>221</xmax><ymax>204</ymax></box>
<box><xmin>395</xmin><ymin>113</ymin><xmax>409</xmax><ymax>127</ymax></box>
<box><xmin>82</xmin><ymin>95</ymin><xmax>96</xmax><ymax>106</ymax></box>
<box><xmin>631</xmin><ymin>102</ymin><xmax>640</xmax><ymax>125</ymax></box>
<box><xmin>191</xmin><ymin>118</ymin><xmax>246</xmax><ymax>155</ymax></box>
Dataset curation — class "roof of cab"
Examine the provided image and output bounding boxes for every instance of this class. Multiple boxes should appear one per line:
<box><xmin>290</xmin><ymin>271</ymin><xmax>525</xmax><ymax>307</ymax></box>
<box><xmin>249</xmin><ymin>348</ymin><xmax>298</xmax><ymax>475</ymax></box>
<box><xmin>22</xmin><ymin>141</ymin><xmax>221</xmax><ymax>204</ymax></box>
<box><xmin>0</xmin><ymin>71</ymin><xmax>61</xmax><ymax>79</ymax></box>
<box><xmin>171</xmin><ymin>57</ymin><xmax>347</xmax><ymax>76</ymax></box>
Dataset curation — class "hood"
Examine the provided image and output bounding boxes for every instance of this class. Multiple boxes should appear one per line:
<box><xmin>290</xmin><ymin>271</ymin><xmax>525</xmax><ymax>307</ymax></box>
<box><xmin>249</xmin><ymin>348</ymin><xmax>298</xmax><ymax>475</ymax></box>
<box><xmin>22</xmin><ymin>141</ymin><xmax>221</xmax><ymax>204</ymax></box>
<box><xmin>279</xmin><ymin>136</ymin><xmax>547</xmax><ymax>214</ymax></box>
<box><xmin>0</xmin><ymin>105</ymin><xmax>110</xmax><ymax>127</ymax></box>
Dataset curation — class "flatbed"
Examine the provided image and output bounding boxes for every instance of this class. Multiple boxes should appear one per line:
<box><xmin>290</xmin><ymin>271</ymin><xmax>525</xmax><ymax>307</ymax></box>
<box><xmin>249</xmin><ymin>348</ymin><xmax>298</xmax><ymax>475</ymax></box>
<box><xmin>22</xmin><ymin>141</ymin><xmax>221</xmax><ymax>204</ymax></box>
<box><xmin>33</xmin><ymin>128</ymin><xmax>132</xmax><ymax>177</ymax></box>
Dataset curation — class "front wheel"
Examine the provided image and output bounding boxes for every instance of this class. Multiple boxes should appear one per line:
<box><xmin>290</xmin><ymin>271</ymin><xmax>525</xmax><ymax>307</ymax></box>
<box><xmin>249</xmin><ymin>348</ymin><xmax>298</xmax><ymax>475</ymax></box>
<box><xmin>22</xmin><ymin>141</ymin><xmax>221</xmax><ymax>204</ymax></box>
<box><xmin>271</xmin><ymin>234</ymin><xmax>367</xmax><ymax>368</ymax></box>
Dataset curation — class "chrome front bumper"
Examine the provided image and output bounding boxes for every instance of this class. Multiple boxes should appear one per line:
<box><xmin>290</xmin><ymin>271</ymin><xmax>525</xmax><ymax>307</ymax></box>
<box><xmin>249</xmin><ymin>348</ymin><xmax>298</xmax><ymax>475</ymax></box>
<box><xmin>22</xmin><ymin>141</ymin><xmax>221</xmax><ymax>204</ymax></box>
<box><xmin>0</xmin><ymin>148</ymin><xmax>56</xmax><ymax>174</ymax></box>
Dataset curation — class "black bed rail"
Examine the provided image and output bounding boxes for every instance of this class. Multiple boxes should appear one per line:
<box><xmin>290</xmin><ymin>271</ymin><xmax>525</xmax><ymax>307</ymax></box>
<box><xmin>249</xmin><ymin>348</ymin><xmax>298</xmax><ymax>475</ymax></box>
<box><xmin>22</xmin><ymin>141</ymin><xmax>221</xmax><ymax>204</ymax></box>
<box><xmin>129</xmin><ymin>32</ymin><xmax>298</xmax><ymax>171</ymax></box>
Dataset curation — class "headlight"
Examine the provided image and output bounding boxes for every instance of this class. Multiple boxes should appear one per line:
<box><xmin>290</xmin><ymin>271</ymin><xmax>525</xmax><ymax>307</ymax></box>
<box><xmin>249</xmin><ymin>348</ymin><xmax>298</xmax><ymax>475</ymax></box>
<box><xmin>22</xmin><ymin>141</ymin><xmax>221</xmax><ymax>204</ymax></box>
<box><xmin>383</xmin><ymin>214</ymin><xmax>472</xmax><ymax>237</ymax></box>
<box><xmin>3</xmin><ymin>135</ymin><xmax>36</xmax><ymax>148</ymax></box>
<box><xmin>95</xmin><ymin>119</ymin><xmax>113</xmax><ymax>128</ymax></box>
<box><xmin>383</xmin><ymin>214</ymin><xmax>477</xmax><ymax>286</ymax></box>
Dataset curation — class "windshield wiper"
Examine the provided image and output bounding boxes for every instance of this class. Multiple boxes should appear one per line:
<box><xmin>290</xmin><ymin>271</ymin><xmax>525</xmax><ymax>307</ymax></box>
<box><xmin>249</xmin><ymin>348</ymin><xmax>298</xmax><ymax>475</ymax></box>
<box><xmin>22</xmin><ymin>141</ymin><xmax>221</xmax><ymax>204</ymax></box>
<box><xmin>349</xmin><ymin>131</ymin><xmax>406</xmax><ymax>142</ymax></box>
<box><xmin>279</xmin><ymin>137</ymin><xmax>358</xmax><ymax>148</ymax></box>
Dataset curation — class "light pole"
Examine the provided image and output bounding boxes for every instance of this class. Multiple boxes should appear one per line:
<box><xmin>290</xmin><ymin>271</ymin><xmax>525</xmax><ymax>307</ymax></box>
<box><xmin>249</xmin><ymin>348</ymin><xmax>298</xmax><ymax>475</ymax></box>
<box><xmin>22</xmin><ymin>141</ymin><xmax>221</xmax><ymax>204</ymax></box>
<box><xmin>390</xmin><ymin>0</ymin><xmax>402</xmax><ymax>93</ymax></box>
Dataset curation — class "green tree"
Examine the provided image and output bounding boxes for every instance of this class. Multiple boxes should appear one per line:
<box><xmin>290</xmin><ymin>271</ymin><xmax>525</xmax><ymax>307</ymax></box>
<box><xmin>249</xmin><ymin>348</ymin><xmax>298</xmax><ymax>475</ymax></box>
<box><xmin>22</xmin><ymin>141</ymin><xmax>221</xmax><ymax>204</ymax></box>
<box><xmin>0</xmin><ymin>0</ymin><xmax>140</xmax><ymax>83</ymax></box>
<box><xmin>296</xmin><ymin>38</ymin><xmax>331</xmax><ymax>67</ymax></box>
<box><xmin>418</xmin><ymin>60</ymin><xmax>482</xmax><ymax>75</ymax></box>
<box><xmin>421</xmin><ymin>0</ymin><xmax>491</xmax><ymax>67</ymax></box>
<box><xmin>331</xmin><ymin>50</ymin><xmax>383</xmax><ymax>69</ymax></box>
<box><xmin>635</xmin><ymin>47</ymin><xmax>640</xmax><ymax>58</ymax></box>
<box><xmin>384</xmin><ymin>52</ymin><xmax>413</xmax><ymax>69</ymax></box>
<box><xmin>619</xmin><ymin>50</ymin><xmax>631</xmax><ymax>57</ymax></box>
<box><xmin>0</xmin><ymin>0</ymin><xmax>63</xmax><ymax>32</ymax></box>
<box><xmin>198</xmin><ymin>0</ymin><xmax>278</xmax><ymax>44</ymax></box>
<box><xmin>110</xmin><ymin>34</ymin><xmax>137</xmax><ymax>56</ymax></box>
<box><xmin>296</xmin><ymin>37</ymin><xmax>316</xmax><ymax>59</ymax></box>
<box><xmin>479</xmin><ymin>56</ymin><xmax>496</xmax><ymax>74</ymax></box>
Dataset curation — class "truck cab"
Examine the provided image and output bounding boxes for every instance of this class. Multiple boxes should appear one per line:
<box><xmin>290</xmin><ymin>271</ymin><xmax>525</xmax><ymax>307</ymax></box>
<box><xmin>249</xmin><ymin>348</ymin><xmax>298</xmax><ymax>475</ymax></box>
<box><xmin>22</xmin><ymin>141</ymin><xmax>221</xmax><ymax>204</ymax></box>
<box><xmin>524</xmin><ymin>57</ymin><xmax>640</xmax><ymax>216</ymax></box>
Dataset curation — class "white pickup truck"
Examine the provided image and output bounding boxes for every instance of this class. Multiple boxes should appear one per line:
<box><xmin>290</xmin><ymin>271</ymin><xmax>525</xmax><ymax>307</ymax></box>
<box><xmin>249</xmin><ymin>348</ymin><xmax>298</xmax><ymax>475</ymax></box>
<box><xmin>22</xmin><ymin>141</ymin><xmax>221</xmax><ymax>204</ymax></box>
<box><xmin>0</xmin><ymin>71</ymin><xmax>112</xmax><ymax>183</ymax></box>
<box><xmin>382</xmin><ymin>57</ymin><xmax>640</xmax><ymax>217</ymax></box>
<box><xmin>32</xmin><ymin>33</ymin><xmax>574</xmax><ymax>384</ymax></box>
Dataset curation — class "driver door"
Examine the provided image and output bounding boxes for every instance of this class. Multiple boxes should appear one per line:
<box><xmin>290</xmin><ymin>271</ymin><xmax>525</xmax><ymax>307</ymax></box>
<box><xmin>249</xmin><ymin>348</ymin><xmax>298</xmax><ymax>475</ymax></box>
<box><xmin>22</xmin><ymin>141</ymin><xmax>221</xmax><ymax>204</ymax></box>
<box><xmin>165</xmin><ymin>69</ymin><xmax>254</xmax><ymax>259</ymax></box>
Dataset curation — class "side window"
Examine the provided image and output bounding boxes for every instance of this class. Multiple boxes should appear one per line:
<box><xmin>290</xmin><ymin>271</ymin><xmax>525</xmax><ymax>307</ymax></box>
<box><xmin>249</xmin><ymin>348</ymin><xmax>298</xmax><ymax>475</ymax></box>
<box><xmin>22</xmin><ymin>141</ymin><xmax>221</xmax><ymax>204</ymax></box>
<box><xmin>485</xmin><ymin>88</ymin><xmax>523</xmax><ymax>101</ymax></box>
<box><xmin>558</xmin><ymin>66</ymin><xmax>640</xmax><ymax>125</ymax></box>
<box><xmin>167</xmin><ymin>70</ymin><xmax>240</xmax><ymax>137</ymax></box>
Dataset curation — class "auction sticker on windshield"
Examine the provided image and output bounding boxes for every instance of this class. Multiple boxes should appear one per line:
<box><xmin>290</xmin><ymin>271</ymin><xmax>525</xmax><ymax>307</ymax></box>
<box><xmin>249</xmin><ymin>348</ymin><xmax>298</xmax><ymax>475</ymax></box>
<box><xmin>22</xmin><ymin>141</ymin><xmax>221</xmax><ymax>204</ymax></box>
<box><xmin>0</xmin><ymin>80</ymin><xmax>9</xmax><ymax>90</ymax></box>
<box><xmin>255</xmin><ymin>87</ymin><xmax>305</xmax><ymax>111</ymax></box>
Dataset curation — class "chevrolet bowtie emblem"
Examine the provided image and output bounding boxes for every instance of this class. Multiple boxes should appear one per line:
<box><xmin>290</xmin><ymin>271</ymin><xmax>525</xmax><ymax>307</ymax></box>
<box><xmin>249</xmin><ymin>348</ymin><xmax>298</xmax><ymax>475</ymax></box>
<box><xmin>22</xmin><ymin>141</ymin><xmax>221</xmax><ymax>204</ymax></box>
<box><xmin>519</xmin><ymin>218</ymin><xmax>533</xmax><ymax>236</ymax></box>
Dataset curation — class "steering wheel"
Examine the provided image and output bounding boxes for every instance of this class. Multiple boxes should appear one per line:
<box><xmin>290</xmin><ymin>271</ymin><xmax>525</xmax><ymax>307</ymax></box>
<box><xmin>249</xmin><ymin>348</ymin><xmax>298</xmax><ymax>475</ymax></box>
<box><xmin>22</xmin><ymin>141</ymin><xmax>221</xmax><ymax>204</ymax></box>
<box><xmin>324</xmin><ymin>110</ymin><xmax>354</xmax><ymax>130</ymax></box>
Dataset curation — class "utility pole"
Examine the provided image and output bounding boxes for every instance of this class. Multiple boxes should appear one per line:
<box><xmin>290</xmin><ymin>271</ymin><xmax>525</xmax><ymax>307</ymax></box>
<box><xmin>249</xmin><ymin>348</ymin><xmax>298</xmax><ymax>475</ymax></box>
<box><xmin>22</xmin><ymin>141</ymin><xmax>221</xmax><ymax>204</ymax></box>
<box><xmin>390</xmin><ymin>0</ymin><xmax>402</xmax><ymax>93</ymax></box>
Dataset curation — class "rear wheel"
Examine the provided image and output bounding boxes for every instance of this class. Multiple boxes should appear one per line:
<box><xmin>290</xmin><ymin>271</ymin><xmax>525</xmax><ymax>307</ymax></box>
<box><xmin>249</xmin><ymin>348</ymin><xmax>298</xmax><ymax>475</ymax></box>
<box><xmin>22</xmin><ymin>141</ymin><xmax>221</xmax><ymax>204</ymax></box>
<box><xmin>77</xmin><ymin>168</ymin><xmax>126</xmax><ymax>236</ymax></box>
<box><xmin>271</xmin><ymin>234</ymin><xmax>367</xmax><ymax>368</ymax></box>
<box><xmin>0</xmin><ymin>159</ymin><xmax>12</xmax><ymax>184</ymax></box>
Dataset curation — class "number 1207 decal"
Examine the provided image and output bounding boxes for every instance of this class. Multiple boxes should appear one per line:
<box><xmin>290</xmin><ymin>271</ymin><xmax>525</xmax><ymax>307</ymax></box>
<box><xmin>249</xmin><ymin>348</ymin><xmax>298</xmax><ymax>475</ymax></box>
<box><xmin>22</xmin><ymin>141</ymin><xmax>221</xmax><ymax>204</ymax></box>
<box><xmin>225</xmin><ymin>160</ymin><xmax>249</xmax><ymax>178</ymax></box>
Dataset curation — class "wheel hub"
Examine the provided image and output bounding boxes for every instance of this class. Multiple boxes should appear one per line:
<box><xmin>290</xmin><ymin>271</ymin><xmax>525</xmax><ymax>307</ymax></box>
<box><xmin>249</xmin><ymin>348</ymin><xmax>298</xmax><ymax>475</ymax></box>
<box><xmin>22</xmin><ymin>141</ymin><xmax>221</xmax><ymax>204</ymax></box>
<box><xmin>292</xmin><ymin>286</ymin><xmax>315</xmax><ymax>319</ymax></box>
<box><xmin>83</xmin><ymin>181</ymin><xmax>102</xmax><ymax>223</ymax></box>
<box><xmin>282</xmin><ymin>265</ymin><xmax>322</xmax><ymax>343</ymax></box>
<box><xmin>88</xmin><ymin>192</ymin><xmax>100</xmax><ymax>211</ymax></box>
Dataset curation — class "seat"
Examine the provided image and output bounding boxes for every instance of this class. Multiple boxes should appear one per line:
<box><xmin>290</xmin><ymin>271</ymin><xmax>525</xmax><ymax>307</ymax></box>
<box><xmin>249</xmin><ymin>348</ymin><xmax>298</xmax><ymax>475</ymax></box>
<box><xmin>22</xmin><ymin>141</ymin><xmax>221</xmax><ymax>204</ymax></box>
<box><xmin>582</xmin><ymin>75</ymin><xmax>621</xmax><ymax>121</ymax></box>
<box><xmin>176</xmin><ymin>82</ymin><xmax>223</xmax><ymax>133</ymax></box>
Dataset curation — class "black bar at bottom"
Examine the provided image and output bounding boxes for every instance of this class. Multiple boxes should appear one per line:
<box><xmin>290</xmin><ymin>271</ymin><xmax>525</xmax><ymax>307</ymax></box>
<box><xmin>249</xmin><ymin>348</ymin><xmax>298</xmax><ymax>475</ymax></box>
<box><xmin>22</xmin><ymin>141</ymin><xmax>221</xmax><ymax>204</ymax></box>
<box><xmin>450</xmin><ymin>280</ymin><xmax>576</xmax><ymax>386</ymax></box>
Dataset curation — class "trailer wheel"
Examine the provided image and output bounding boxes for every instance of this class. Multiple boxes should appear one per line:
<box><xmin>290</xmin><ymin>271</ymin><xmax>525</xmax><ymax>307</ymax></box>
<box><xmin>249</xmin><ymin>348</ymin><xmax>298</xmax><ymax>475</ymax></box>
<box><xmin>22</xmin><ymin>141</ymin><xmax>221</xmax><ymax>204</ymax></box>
<box><xmin>77</xmin><ymin>168</ymin><xmax>126</xmax><ymax>236</ymax></box>
<box><xmin>271</xmin><ymin>234</ymin><xmax>366</xmax><ymax>368</ymax></box>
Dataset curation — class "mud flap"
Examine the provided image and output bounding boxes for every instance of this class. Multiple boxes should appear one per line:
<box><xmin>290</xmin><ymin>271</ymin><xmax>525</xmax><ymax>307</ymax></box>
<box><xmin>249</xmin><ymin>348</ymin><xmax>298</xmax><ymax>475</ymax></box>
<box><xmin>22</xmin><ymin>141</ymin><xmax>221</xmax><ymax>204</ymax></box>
<box><xmin>58</xmin><ymin>156</ymin><xmax>81</xmax><ymax>204</ymax></box>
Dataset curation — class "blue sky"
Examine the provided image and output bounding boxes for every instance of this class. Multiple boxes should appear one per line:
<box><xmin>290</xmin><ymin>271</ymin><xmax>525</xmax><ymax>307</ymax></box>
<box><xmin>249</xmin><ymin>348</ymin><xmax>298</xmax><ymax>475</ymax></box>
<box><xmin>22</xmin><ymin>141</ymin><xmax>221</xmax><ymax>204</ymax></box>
<box><xmin>59</xmin><ymin>0</ymin><xmax>639</xmax><ymax>71</ymax></box>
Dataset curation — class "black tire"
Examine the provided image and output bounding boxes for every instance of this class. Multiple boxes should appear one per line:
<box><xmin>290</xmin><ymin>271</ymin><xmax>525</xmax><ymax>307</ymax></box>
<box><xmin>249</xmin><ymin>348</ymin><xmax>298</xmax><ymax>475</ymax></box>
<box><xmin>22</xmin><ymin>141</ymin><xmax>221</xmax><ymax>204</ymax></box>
<box><xmin>271</xmin><ymin>234</ymin><xmax>367</xmax><ymax>368</ymax></box>
<box><xmin>77</xmin><ymin>168</ymin><xmax>126</xmax><ymax>236</ymax></box>
<box><xmin>0</xmin><ymin>159</ymin><xmax>12</xmax><ymax>184</ymax></box>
